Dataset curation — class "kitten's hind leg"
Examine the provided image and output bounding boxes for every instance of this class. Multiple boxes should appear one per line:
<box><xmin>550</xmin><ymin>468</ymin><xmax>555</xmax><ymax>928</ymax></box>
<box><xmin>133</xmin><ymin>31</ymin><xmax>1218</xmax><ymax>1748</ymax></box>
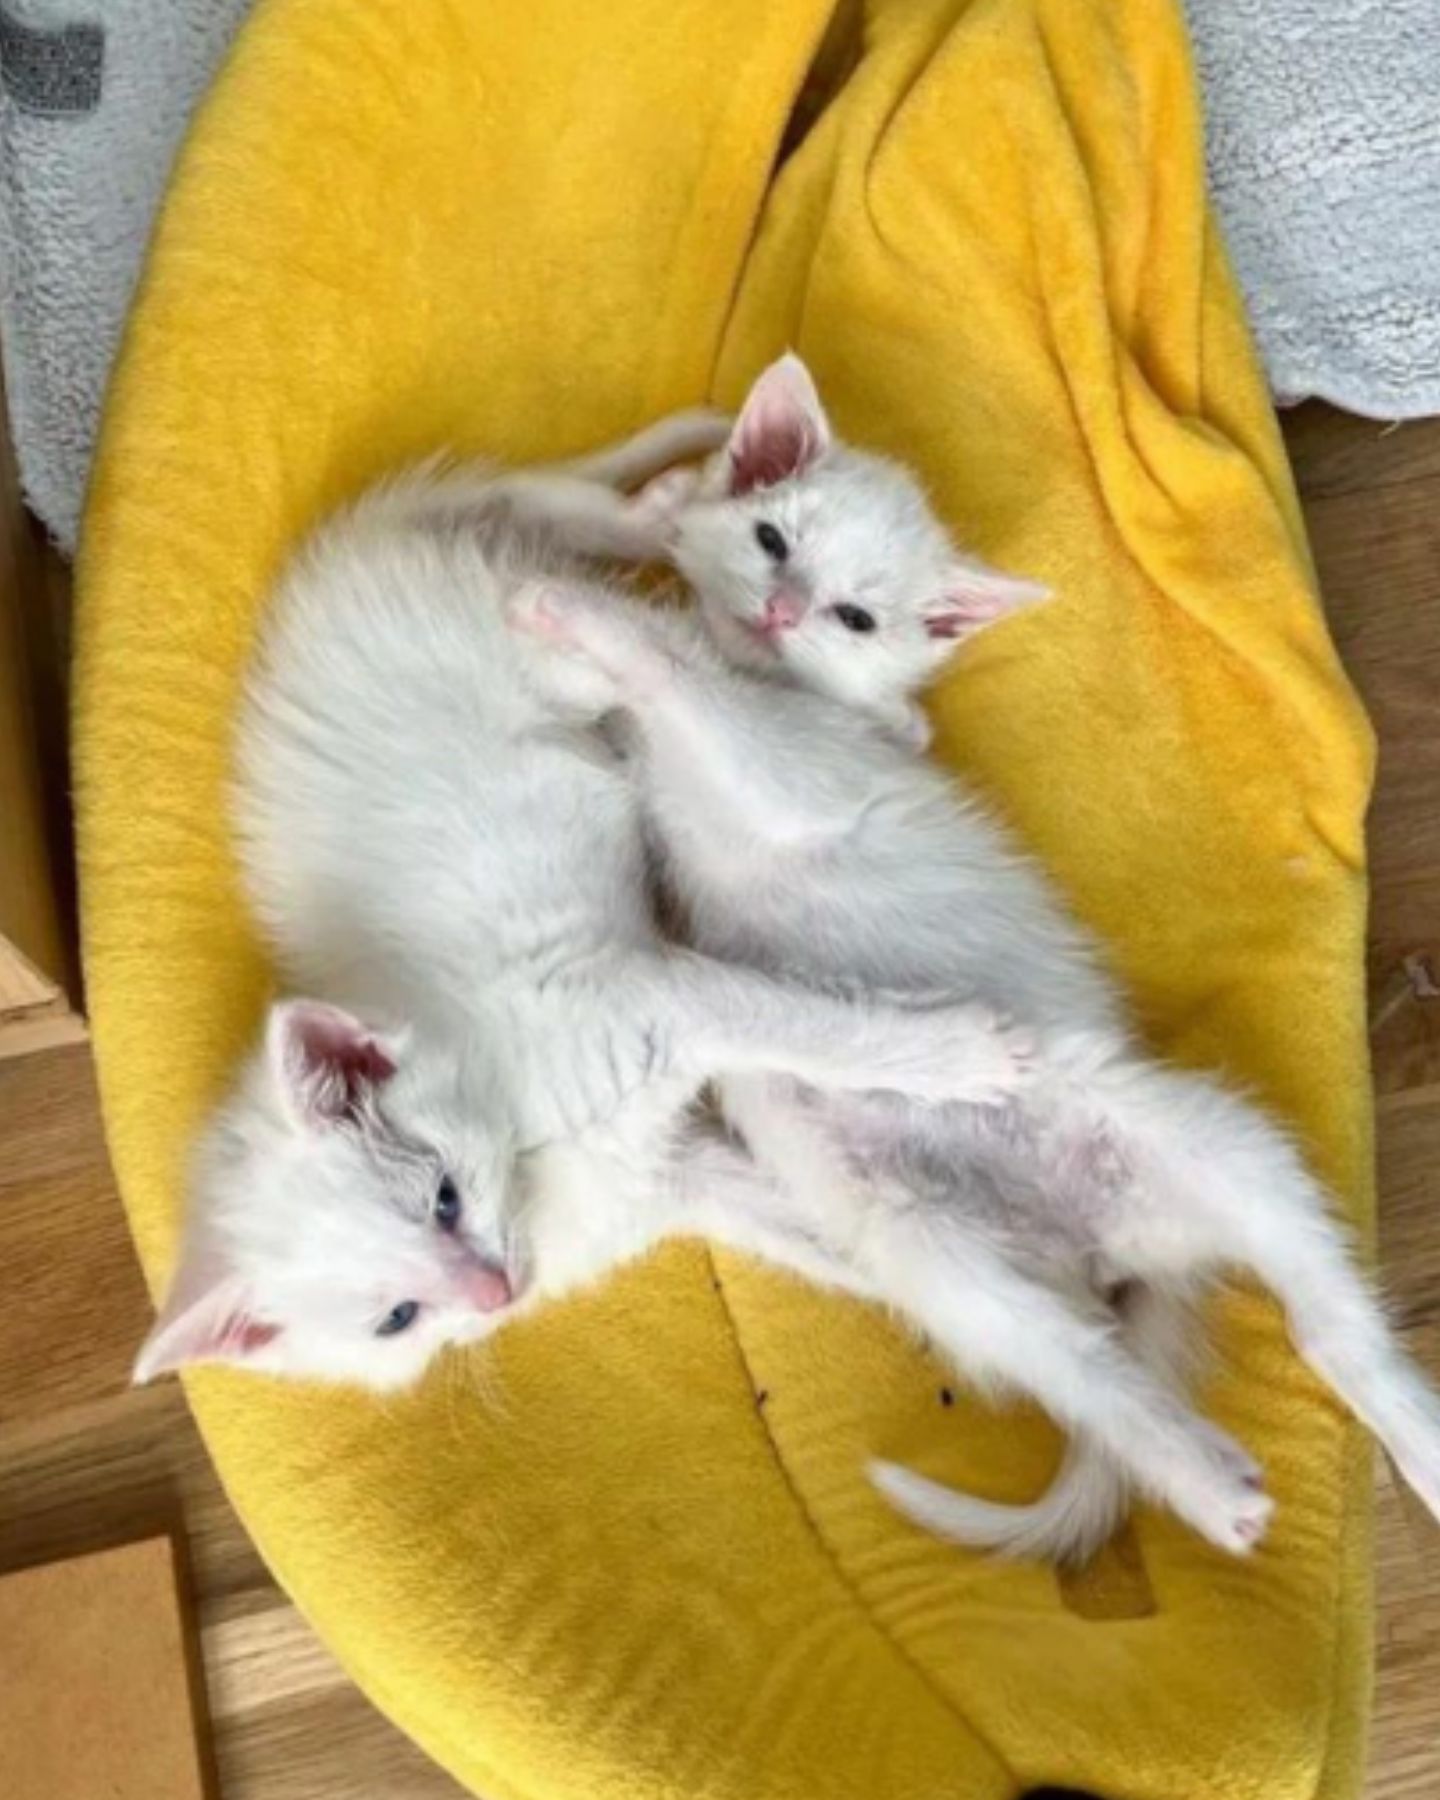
<box><xmin>886</xmin><ymin>1279</ymin><xmax>1228</xmax><ymax>1566</ymax></box>
<box><xmin>1264</xmin><ymin>1228</ymin><xmax>1440</xmax><ymax>1517</ymax></box>
<box><xmin>1099</xmin><ymin>1066</ymin><xmax>1440</xmax><ymax>1521</ymax></box>
<box><xmin>678</xmin><ymin>1127</ymin><xmax>1267</xmax><ymax>1560</ymax></box>
<box><xmin>876</xmin><ymin>1228</ymin><xmax>1272</xmax><ymax>1555</ymax></box>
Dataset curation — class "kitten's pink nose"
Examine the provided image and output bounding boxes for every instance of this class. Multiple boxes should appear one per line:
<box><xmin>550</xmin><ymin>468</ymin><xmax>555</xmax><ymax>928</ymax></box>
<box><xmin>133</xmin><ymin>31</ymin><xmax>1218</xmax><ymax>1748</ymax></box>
<box><xmin>457</xmin><ymin>1263</ymin><xmax>512</xmax><ymax>1313</ymax></box>
<box><xmin>762</xmin><ymin>591</ymin><xmax>805</xmax><ymax>635</ymax></box>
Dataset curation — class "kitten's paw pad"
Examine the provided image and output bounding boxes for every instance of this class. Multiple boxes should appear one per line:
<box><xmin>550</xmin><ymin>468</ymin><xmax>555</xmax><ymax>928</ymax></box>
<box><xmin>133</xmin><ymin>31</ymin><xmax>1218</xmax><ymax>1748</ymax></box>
<box><xmin>510</xmin><ymin>585</ymin><xmax>672</xmax><ymax>696</ymax></box>
<box><xmin>992</xmin><ymin>1013</ymin><xmax>1041</xmax><ymax>1083</ymax></box>
<box><xmin>1183</xmin><ymin>1437</ymin><xmax>1274</xmax><ymax>1555</ymax></box>
<box><xmin>630</xmin><ymin>467</ymin><xmax>700</xmax><ymax>533</ymax></box>
<box><xmin>506</xmin><ymin>582</ymin><xmax>586</xmax><ymax>646</ymax></box>
<box><xmin>1210</xmin><ymin>1484</ymin><xmax>1274</xmax><ymax>1556</ymax></box>
<box><xmin>902</xmin><ymin>1002</ymin><xmax>1036</xmax><ymax>1105</ymax></box>
<box><xmin>1194</xmin><ymin>1420</ymin><xmax>1264</xmax><ymax>1489</ymax></box>
<box><xmin>968</xmin><ymin>1004</ymin><xmax>1041</xmax><ymax>1101</ymax></box>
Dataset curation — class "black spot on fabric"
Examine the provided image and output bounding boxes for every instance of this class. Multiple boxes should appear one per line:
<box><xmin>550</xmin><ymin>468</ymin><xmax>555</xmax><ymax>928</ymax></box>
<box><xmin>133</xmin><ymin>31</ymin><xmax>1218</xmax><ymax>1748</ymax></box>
<box><xmin>1019</xmin><ymin>1789</ymin><xmax>1113</xmax><ymax>1799</ymax></box>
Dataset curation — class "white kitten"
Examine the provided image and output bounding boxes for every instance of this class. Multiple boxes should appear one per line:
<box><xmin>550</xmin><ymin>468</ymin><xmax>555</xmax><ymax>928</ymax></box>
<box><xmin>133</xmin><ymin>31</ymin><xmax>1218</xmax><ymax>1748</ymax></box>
<box><xmin>134</xmin><ymin>416</ymin><xmax>1028</xmax><ymax>1392</ymax></box>
<box><xmin>660</xmin><ymin>360</ymin><xmax>1045</xmax><ymax>749</ymax></box>
<box><xmin>509</xmin><ymin>354</ymin><xmax>1440</xmax><ymax>1560</ymax></box>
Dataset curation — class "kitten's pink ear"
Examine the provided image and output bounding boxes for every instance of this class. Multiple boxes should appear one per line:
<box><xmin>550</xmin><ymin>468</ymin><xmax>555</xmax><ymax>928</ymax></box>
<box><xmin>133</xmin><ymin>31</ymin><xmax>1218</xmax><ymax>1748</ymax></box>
<box><xmin>133</xmin><ymin>1243</ymin><xmax>280</xmax><ymax>1383</ymax></box>
<box><xmin>727</xmin><ymin>353</ymin><xmax>833</xmax><ymax>495</ymax></box>
<box><xmin>267</xmin><ymin>998</ymin><xmax>399</xmax><ymax>1126</ymax></box>
<box><xmin>924</xmin><ymin>560</ymin><xmax>1051</xmax><ymax>642</ymax></box>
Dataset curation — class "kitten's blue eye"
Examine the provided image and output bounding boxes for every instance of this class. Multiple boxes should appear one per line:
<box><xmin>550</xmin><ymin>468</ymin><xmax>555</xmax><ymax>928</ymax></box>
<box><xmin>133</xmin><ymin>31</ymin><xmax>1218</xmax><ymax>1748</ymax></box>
<box><xmin>832</xmin><ymin>603</ymin><xmax>877</xmax><ymax>634</ymax></box>
<box><xmin>754</xmin><ymin>521</ymin><xmax>788</xmax><ymax>561</ymax></box>
<box><xmin>434</xmin><ymin>1175</ymin><xmax>462</xmax><ymax>1232</ymax></box>
<box><xmin>376</xmin><ymin>1300</ymin><xmax>420</xmax><ymax>1337</ymax></box>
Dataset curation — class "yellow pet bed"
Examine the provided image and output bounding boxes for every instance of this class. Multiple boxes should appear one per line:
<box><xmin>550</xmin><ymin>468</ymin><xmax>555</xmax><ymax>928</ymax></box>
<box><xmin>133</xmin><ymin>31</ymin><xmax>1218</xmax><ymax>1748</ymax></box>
<box><xmin>76</xmin><ymin>0</ymin><xmax>1377</xmax><ymax>1795</ymax></box>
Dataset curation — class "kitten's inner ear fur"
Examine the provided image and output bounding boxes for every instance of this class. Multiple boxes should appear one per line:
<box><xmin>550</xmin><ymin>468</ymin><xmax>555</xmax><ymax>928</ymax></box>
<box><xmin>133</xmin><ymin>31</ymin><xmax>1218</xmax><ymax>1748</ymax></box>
<box><xmin>267</xmin><ymin>998</ymin><xmax>400</xmax><ymax>1125</ymax></box>
<box><xmin>924</xmin><ymin>562</ymin><xmax>1052</xmax><ymax>641</ymax></box>
<box><xmin>132</xmin><ymin>1242</ymin><xmax>280</xmax><ymax>1383</ymax></box>
<box><xmin>727</xmin><ymin>352</ymin><xmax>834</xmax><ymax>495</ymax></box>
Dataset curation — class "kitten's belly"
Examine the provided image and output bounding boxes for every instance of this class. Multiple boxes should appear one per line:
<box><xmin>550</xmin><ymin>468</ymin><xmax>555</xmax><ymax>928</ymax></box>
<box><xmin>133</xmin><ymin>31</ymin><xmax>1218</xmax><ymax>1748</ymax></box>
<box><xmin>821</xmin><ymin>1083</ymin><xmax>1132</xmax><ymax>1261</ymax></box>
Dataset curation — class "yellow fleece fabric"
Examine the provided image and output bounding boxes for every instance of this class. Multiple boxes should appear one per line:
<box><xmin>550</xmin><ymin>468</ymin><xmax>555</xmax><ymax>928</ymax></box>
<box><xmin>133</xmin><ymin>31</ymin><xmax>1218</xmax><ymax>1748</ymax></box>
<box><xmin>75</xmin><ymin>1</ymin><xmax>1376</xmax><ymax>1796</ymax></box>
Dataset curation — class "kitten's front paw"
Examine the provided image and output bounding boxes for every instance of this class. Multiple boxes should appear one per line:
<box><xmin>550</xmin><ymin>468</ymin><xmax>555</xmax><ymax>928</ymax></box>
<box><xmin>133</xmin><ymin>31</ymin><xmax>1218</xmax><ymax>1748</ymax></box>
<box><xmin>959</xmin><ymin>1005</ymin><xmax>1039</xmax><ymax>1105</ymax></box>
<box><xmin>505</xmin><ymin>581</ymin><xmax>581</xmax><ymax>646</ymax></box>
<box><xmin>506</xmin><ymin>582</ymin><xmax>670</xmax><ymax>699</ymax></box>
<box><xmin>630</xmin><ymin>467</ymin><xmax>701</xmax><ymax>541</ymax></box>
<box><xmin>891</xmin><ymin>1001</ymin><xmax>1037</xmax><ymax>1106</ymax></box>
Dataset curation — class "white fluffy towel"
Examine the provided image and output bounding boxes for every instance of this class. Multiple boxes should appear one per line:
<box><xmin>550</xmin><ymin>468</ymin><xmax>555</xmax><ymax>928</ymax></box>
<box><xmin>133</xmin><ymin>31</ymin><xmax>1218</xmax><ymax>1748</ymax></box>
<box><xmin>0</xmin><ymin>1</ymin><xmax>1438</xmax><ymax>548</ymax></box>
<box><xmin>0</xmin><ymin>1</ymin><xmax>251</xmax><ymax>551</ymax></box>
<box><xmin>1186</xmin><ymin>0</ymin><xmax>1440</xmax><ymax>419</ymax></box>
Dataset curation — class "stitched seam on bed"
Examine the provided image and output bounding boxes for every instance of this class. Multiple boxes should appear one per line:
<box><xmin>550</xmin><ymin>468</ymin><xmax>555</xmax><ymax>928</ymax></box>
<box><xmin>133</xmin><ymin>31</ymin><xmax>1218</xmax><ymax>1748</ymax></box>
<box><xmin>702</xmin><ymin>1243</ymin><xmax>1018</xmax><ymax>1786</ymax></box>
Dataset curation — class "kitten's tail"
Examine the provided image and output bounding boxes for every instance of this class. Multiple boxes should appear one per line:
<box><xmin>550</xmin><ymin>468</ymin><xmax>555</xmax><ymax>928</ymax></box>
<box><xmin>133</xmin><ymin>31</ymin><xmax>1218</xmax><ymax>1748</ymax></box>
<box><xmin>869</xmin><ymin>1442</ymin><xmax>1129</xmax><ymax>1566</ymax></box>
<box><xmin>560</xmin><ymin>408</ymin><xmax>729</xmax><ymax>490</ymax></box>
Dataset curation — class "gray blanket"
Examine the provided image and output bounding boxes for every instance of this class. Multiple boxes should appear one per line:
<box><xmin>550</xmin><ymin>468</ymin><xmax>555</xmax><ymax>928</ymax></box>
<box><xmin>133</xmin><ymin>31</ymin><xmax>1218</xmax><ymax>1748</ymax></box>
<box><xmin>1</xmin><ymin>0</ymin><xmax>1437</xmax><ymax>549</ymax></box>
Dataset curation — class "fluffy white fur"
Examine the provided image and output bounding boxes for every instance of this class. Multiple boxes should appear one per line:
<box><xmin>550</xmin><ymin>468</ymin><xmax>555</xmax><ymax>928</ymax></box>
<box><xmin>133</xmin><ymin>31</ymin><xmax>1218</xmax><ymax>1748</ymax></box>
<box><xmin>134</xmin><ymin>410</ymin><xmax>1028</xmax><ymax>1393</ymax></box>
<box><xmin>507</xmin><ymin>354</ymin><xmax>1440</xmax><ymax>1560</ymax></box>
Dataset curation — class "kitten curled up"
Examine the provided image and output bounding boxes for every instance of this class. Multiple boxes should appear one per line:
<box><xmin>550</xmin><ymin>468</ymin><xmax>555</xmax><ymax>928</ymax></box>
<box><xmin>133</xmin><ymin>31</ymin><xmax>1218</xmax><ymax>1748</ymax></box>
<box><xmin>506</xmin><ymin>352</ymin><xmax>1440</xmax><ymax>1562</ymax></box>
<box><xmin>133</xmin><ymin>407</ymin><xmax>1031</xmax><ymax>1394</ymax></box>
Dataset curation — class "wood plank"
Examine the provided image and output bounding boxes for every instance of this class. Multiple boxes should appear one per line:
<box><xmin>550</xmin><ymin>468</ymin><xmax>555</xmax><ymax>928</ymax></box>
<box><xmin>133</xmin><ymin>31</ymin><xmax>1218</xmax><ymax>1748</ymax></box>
<box><xmin>1372</xmin><ymin>1070</ymin><xmax>1440</xmax><ymax>1333</ymax></box>
<box><xmin>1284</xmin><ymin>402</ymin><xmax>1440</xmax><ymax>504</ymax></box>
<box><xmin>1370</xmin><ymin>1324</ymin><xmax>1440</xmax><ymax>1800</ymax></box>
<box><xmin>1309</xmin><ymin>481</ymin><xmax>1440</xmax><ymax>948</ymax></box>
<box><xmin>0</xmin><ymin>935</ymin><xmax>58</xmax><ymax>1014</ymax></box>
<box><xmin>0</xmin><ymin>1384</ymin><xmax>268</xmax><ymax>1602</ymax></box>
<box><xmin>0</xmin><ymin>1002</ymin><xmax>88</xmax><ymax>1062</ymax></box>
<box><xmin>0</xmin><ymin>555</ymin><xmax>65</xmax><ymax>988</ymax></box>
<box><xmin>0</xmin><ymin>1045</ymin><xmax>150</xmax><ymax>1425</ymax></box>
<box><xmin>1293</xmin><ymin>406</ymin><xmax>1440</xmax><ymax>1800</ymax></box>
<box><xmin>210</xmin><ymin>1673</ymin><xmax>465</xmax><ymax>1800</ymax></box>
<box><xmin>0</xmin><ymin>1038</ymin><xmax>116</xmax><ymax>1199</ymax></box>
<box><xmin>1</xmin><ymin>1535</ymin><xmax>217</xmax><ymax>1800</ymax></box>
<box><xmin>0</xmin><ymin>361</ymin><xmax>73</xmax><ymax>998</ymax></box>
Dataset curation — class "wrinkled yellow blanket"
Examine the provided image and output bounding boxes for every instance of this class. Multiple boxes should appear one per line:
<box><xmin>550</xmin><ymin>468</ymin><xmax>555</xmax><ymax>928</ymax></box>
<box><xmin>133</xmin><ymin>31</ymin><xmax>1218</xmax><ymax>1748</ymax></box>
<box><xmin>76</xmin><ymin>1</ymin><xmax>1375</xmax><ymax>1795</ymax></box>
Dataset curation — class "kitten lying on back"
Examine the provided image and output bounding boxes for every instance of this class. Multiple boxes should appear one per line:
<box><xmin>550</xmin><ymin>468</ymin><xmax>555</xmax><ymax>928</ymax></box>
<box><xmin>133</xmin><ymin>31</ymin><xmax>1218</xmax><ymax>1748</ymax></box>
<box><xmin>509</xmin><ymin>354</ymin><xmax>1440</xmax><ymax>1560</ymax></box>
<box><xmin>133</xmin><ymin>411</ymin><xmax>1027</xmax><ymax>1391</ymax></box>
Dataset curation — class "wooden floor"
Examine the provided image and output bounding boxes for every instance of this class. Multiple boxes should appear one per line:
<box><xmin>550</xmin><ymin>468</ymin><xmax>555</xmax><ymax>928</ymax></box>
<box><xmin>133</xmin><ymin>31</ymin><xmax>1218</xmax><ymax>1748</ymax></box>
<box><xmin>2</xmin><ymin>403</ymin><xmax>1437</xmax><ymax>1799</ymax></box>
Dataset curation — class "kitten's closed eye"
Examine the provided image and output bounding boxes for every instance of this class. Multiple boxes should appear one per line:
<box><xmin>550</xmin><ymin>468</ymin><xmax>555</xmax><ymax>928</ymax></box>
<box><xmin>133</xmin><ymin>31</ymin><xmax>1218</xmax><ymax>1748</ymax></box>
<box><xmin>832</xmin><ymin>603</ymin><xmax>876</xmax><ymax>634</ymax></box>
<box><xmin>434</xmin><ymin>1174</ymin><xmax>462</xmax><ymax>1232</ymax></box>
<box><xmin>376</xmin><ymin>1299</ymin><xmax>421</xmax><ymax>1337</ymax></box>
<box><xmin>754</xmin><ymin>521</ymin><xmax>788</xmax><ymax>562</ymax></box>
